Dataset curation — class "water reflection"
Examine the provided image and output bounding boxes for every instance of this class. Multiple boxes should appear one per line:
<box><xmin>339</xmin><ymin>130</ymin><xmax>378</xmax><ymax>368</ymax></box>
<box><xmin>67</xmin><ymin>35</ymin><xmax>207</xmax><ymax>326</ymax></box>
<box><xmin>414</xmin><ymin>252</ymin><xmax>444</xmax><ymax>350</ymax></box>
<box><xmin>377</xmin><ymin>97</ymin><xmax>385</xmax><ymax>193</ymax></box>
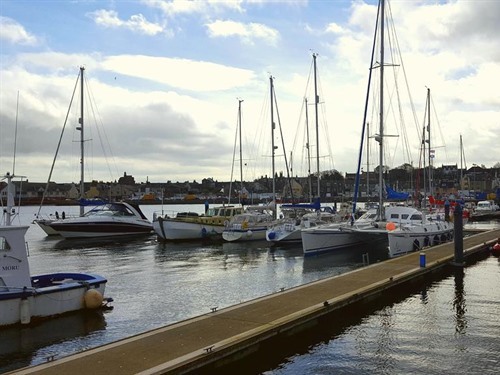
<box><xmin>0</xmin><ymin>310</ymin><xmax>107</xmax><ymax>372</ymax></box>
<box><xmin>453</xmin><ymin>267</ymin><xmax>467</xmax><ymax>335</ymax></box>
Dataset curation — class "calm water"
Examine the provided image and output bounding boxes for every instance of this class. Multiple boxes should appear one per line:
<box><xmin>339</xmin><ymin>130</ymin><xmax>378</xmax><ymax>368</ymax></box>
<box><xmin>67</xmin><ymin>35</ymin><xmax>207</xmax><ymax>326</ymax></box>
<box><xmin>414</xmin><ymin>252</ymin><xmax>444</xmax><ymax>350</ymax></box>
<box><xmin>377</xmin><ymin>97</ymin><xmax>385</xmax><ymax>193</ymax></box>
<box><xmin>1</xmin><ymin>204</ymin><xmax>499</xmax><ymax>374</ymax></box>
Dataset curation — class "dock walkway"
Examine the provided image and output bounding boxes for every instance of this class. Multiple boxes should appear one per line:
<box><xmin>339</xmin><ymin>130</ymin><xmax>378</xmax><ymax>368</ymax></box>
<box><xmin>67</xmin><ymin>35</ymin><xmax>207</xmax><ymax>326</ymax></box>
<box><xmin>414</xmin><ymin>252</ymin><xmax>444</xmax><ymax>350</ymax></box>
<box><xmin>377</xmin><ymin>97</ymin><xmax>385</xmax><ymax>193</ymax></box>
<box><xmin>11</xmin><ymin>229</ymin><xmax>500</xmax><ymax>375</ymax></box>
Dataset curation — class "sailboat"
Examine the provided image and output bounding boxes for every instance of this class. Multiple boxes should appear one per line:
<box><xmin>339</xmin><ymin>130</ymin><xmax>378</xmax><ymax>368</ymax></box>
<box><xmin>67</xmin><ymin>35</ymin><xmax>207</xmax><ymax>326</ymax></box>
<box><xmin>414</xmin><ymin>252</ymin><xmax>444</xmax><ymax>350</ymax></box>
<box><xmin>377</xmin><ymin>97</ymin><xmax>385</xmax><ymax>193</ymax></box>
<box><xmin>266</xmin><ymin>54</ymin><xmax>340</xmax><ymax>244</ymax></box>
<box><xmin>301</xmin><ymin>0</ymin><xmax>428</xmax><ymax>256</ymax></box>
<box><xmin>34</xmin><ymin>67</ymin><xmax>152</xmax><ymax>239</ymax></box>
<box><xmin>387</xmin><ymin>88</ymin><xmax>455</xmax><ymax>257</ymax></box>
<box><xmin>222</xmin><ymin>78</ymin><xmax>278</xmax><ymax>242</ymax></box>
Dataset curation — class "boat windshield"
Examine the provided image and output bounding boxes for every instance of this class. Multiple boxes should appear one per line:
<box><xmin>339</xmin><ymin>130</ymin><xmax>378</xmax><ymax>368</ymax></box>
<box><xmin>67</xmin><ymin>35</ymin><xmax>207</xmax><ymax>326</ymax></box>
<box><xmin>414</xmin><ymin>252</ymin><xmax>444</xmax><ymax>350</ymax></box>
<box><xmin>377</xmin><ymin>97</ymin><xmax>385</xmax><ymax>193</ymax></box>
<box><xmin>85</xmin><ymin>204</ymin><xmax>135</xmax><ymax>217</ymax></box>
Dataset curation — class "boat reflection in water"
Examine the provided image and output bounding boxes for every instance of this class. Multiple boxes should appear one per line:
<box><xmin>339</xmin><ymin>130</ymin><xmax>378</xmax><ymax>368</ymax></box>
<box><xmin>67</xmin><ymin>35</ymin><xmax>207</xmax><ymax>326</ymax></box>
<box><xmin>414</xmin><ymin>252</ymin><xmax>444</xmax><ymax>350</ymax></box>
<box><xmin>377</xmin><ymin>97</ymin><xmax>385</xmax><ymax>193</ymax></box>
<box><xmin>0</xmin><ymin>310</ymin><xmax>107</xmax><ymax>373</ymax></box>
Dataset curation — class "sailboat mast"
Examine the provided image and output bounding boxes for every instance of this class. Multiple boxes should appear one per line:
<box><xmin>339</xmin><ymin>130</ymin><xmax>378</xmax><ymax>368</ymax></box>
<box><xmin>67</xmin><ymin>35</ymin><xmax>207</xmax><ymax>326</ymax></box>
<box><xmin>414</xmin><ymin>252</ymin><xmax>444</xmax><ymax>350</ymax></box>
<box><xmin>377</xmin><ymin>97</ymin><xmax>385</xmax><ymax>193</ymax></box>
<box><xmin>313</xmin><ymin>53</ymin><xmax>320</xmax><ymax>199</ymax></box>
<box><xmin>378</xmin><ymin>0</ymin><xmax>385</xmax><ymax>219</ymax></box>
<box><xmin>366</xmin><ymin>122</ymin><xmax>370</xmax><ymax>199</ymax></box>
<box><xmin>270</xmin><ymin>76</ymin><xmax>276</xmax><ymax>216</ymax></box>
<box><xmin>426</xmin><ymin>87</ymin><xmax>433</xmax><ymax>198</ymax></box>
<box><xmin>238</xmin><ymin>99</ymin><xmax>244</xmax><ymax>204</ymax></box>
<box><xmin>305</xmin><ymin>97</ymin><xmax>313</xmax><ymax>203</ymax></box>
<box><xmin>79</xmin><ymin>66</ymin><xmax>85</xmax><ymax>216</ymax></box>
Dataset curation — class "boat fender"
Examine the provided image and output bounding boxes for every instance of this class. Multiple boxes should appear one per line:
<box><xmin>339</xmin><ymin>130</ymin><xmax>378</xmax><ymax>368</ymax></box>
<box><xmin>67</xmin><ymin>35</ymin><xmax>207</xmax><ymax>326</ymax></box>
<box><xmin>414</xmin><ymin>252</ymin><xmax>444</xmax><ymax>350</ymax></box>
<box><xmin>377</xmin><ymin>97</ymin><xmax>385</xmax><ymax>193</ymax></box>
<box><xmin>386</xmin><ymin>222</ymin><xmax>396</xmax><ymax>231</ymax></box>
<box><xmin>201</xmin><ymin>227</ymin><xmax>208</xmax><ymax>237</ymax></box>
<box><xmin>84</xmin><ymin>289</ymin><xmax>104</xmax><ymax>309</ymax></box>
<box><xmin>20</xmin><ymin>298</ymin><xmax>31</xmax><ymax>325</ymax></box>
<box><xmin>224</xmin><ymin>220</ymin><xmax>229</xmax><ymax>228</ymax></box>
<box><xmin>268</xmin><ymin>232</ymin><xmax>276</xmax><ymax>240</ymax></box>
<box><xmin>246</xmin><ymin>230</ymin><xmax>252</xmax><ymax>237</ymax></box>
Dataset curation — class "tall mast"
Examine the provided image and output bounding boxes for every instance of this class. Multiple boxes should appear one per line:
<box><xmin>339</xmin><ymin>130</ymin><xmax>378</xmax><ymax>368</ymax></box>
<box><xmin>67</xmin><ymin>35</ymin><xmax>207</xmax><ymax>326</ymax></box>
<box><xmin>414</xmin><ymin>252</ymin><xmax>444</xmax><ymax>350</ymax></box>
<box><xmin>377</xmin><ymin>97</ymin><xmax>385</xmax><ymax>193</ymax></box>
<box><xmin>378</xmin><ymin>0</ymin><xmax>385</xmax><ymax>219</ymax></box>
<box><xmin>305</xmin><ymin>97</ymin><xmax>313</xmax><ymax>203</ymax></box>
<box><xmin>426</xmin><ymin>87</ymin><xmax>433</xmax><ymax>198</ymax></box>
<box><xmin>366</xmin><ymin>122</ymin><xmax>370</xmax><ymax>200</ymax></box>
<box><xmin>238</xmin><ymin>98</ymin><xmax>244</xmax><ymax>204</ymax></box>
<box><xmin>313</xmin><ymin>53</ymin><xmax>320</xmax><ymax>199</ymax></box>
<box><xmin>270</xmin><ymin>76</ymin><xmax>276</xmax><ymax>218</ymax></box>
<box><xmin>78</xmin><ymin>66</ymin><xmax>85</xmax><ymax>216</ymax></box>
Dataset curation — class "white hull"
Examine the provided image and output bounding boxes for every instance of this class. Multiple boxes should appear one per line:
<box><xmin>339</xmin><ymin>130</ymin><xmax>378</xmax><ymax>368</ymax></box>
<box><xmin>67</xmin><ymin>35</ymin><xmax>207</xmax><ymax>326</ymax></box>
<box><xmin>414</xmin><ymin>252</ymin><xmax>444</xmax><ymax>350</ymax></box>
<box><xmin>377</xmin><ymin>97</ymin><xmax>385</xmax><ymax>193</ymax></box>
<box><xmin>34</xmin><ymin>219</ymin><xmax>59</xmax><ymax>236</ymax></box>
<box><xmin>266</xmin><ymin>224</ymin><xmax>302</xmax><ymax>243</ymax></box>
<box><xmin>1</xmin><ymin>280</ymin><xmax>107</xmax><ymax>327</ymax></box>
<box><xmin>301</xmin><ymin>206</ymin><xmax>428</xmax><ymax>256</ymax></box>
<box><xmin>153</xmin><ymin>219</ymin><xmax>224</xmax><ymax>240</ymax></box>
<box><xmin>388</xmin><ymin>221</ymin><xmax>454</xmax><ymax>258</ymax></box>
<box><xmin>222</xmin><ymin>226</ymin><xmax>268</xmax><ymax>242</ymax></box>
<box><xmin>301</xmin><ymin>223</ymin><xmax>385</xmax><ymax>256</ymax></box>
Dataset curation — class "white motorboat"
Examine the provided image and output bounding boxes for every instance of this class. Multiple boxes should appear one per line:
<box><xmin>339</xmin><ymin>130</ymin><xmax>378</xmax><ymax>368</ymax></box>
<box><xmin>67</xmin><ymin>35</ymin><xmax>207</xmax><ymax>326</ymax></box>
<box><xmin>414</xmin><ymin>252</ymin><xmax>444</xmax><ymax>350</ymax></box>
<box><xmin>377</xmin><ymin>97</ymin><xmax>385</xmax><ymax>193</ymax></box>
<box><xmin>1</xmin><ymin>172</ymin><xmax>111</xmax><ymax>327</ymax></box>
<box><xmin>153</xmin><ymin>205</ymin><xmax>244</xmax><ymax>241</ymax></box>
<box><xmin>45</xmin><ymin>202</ymin><xmax>153</xmax><ymax>238</ymax></box>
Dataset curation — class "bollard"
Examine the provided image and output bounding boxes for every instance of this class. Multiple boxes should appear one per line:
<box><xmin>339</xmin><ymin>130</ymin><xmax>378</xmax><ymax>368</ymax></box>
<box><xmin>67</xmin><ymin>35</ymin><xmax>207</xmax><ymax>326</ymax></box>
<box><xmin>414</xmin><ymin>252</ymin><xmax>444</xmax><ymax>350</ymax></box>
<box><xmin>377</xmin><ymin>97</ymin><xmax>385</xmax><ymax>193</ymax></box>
<box><xmin>420</xmin><ymin>252</ymin><xmax>426</xmax><ymax>268</ymax></box>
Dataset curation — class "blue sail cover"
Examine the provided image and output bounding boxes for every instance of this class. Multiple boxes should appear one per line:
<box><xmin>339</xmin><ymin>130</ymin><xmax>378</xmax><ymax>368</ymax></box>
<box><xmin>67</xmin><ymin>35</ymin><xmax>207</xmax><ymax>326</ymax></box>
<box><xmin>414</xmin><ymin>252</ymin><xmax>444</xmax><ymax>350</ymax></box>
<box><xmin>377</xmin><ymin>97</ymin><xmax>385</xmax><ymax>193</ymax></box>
<box><xmin>385</xmin><ymin>185</ymin><xmax>409</xmax><ymax>200</ymax></box>
<box><xmin>281</xmin><ymin>197</ymin><xmax>321</xmax><ymax>210</ymax></box>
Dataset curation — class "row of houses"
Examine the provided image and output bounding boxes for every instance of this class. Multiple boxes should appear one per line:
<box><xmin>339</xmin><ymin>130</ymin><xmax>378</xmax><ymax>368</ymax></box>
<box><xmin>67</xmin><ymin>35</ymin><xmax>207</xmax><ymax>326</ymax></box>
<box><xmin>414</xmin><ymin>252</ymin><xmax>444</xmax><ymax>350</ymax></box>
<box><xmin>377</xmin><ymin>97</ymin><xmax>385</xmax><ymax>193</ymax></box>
<box><xmin>2</xmin><ymin>165</ymin><xmax>499</xmax><ymax>205</ymax></box>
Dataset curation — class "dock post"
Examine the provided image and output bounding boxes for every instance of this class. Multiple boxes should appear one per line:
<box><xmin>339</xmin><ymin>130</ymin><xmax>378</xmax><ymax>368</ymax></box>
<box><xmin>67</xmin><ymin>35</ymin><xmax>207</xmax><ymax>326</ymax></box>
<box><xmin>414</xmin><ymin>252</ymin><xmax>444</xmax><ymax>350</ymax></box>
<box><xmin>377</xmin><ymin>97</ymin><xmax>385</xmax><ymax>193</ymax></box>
<box><xmin>419</xmin><ymin>252</ymin><xmax>426</xmax><ymax>267</ymax></box>
<box><xmin>452</xmin><ymin>204</ymin><xmax>464</xmax><ymax>266</ymax></box>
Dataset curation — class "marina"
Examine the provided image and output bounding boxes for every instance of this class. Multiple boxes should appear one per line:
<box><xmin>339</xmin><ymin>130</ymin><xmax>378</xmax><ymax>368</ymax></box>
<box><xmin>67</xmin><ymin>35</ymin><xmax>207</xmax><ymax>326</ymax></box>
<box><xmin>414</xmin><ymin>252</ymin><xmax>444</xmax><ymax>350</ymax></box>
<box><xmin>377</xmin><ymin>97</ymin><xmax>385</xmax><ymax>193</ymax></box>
<box><xmin>1</xmin><ymin>204</ymin><xmax>499</xmax><ymax>374</ymax></box>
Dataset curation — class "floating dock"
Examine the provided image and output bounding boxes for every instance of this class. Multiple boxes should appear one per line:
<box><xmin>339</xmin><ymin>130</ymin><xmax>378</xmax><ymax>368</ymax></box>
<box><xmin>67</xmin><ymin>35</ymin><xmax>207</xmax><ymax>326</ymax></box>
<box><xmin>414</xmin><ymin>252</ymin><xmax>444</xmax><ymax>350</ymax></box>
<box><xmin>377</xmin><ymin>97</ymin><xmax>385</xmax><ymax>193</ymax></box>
<box><xmin>10</xmin><ymin>229</ymin><xmax>500</xmax><ymax>375</ymax></box>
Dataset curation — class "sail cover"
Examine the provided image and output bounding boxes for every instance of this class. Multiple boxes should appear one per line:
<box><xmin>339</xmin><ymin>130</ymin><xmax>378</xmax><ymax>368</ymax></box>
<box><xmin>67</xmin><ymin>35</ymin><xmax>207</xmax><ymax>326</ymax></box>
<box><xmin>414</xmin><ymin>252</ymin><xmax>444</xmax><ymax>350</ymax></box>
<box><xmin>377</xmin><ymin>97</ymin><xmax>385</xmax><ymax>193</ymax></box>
<box><xmin>385</xmin><ymin>185</ymin><xmax>410</xmax><ymax>200</ymax></box>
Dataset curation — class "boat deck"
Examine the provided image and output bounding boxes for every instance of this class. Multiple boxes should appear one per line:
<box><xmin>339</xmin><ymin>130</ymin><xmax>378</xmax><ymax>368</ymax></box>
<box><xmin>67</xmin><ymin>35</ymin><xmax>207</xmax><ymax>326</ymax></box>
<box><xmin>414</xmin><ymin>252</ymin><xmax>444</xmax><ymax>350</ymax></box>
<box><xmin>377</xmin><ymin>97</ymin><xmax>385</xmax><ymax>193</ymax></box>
<box><xmin>10</xmin><ymin>229</ymin><xmax>500</xmax><ymax>375</ymax></box>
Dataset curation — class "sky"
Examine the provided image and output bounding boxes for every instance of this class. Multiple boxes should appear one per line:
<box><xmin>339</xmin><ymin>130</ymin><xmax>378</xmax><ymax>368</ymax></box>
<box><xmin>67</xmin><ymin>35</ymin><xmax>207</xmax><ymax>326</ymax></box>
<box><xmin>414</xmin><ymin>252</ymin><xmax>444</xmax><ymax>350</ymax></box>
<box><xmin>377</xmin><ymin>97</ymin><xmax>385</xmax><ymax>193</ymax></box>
<box><xmin>1</xmin><ymin>0</ymin><xmax>499</xmax><ymax>185</ymax></box>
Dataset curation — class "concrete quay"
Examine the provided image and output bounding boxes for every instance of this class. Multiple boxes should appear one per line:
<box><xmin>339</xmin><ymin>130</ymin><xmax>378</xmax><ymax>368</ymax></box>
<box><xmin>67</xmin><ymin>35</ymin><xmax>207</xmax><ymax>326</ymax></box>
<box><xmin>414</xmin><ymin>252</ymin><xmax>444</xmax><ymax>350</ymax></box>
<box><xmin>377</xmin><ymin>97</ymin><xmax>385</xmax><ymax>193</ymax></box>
<box><xmin>10</xmin><ymin>228</ymin><xmax>500</xmax><ymax>375</ymax></box>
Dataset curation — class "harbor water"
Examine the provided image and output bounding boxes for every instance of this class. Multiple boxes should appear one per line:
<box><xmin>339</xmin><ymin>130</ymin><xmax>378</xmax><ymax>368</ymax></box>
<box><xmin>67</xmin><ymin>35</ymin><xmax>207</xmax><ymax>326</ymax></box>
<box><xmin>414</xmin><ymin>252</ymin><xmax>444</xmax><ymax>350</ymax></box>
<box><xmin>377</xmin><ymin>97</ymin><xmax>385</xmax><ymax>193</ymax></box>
<box><xmin>1</xmin><ymin>204</ymin><xmax>499</xmax><ymax>374</ymax></box>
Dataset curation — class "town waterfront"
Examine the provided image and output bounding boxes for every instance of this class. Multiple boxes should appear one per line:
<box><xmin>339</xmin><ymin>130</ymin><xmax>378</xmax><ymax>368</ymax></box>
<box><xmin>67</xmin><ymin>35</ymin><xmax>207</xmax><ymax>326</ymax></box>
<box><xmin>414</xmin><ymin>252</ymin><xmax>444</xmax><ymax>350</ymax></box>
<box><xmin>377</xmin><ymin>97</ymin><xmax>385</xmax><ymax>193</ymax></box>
<box><xmin>1</xmin><ymin>204</ymin><xmax>499</xmax><ymax>374</ymax></box>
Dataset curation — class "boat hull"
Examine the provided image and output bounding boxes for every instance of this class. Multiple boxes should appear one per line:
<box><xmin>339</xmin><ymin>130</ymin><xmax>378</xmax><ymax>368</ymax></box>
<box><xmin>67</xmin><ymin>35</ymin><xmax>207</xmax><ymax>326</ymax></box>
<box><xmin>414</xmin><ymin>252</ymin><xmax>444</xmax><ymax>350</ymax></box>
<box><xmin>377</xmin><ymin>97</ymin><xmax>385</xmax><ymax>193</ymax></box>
<box><xmin>1</xmin><ymin>273</ymin><xmax>107</xmax><ymax>327</ymax></box>
<box><xmin>48</xmin><ymin>219</ymin><xmax>153</xmax><ymax>238</ymax></box>
<box><xmin>266</xmin><ymin>224</ymin><xmax>302</xmax><ymax>244</ymax></box>
<box><xmin>222</xmin><ymin>226</ymin><xmax>268</xmax><ymax>242</ymax></box>
<box><xmin>301</xmin><ymin>224</ymin><xmax>385</xmax><ymax>256</ymax></box>
<box><xmin>33</xmin><ymin>219</ymin><xmax>59</xmax><ymax>236</ymax></box>
<box><xmin>388</xmin><ymin>221</ymin><xmax>454</xmax><ymax>258</ymax></box>
<box><xmin>153</xmin><ymin>217</ymin><xmax>224</xmax><ymax>241</ymax></box>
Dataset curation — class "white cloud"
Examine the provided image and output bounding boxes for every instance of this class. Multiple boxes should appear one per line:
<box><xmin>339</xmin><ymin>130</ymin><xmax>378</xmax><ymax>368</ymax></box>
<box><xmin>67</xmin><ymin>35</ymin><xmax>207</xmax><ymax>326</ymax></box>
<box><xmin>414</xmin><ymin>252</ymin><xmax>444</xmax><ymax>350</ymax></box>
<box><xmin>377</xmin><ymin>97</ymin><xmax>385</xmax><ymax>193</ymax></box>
<box><xmin>142</xmin><ymin>0</ymin><xmax>244</xmax><ymax>17</ymax></box>
<box><xmin>206</xmin><ymin>20</ymin><xmax>279</xmax><ymax>45</ymax></box>
<box><xmin>88</xmin><ymin>9</ymin><xmax>166</xmax><ymax>36</ymax></box>
<box><xmin>101</xmin><ymin>55</ymin><xmax>256</xmax><ymax>92</ymax></box>
<box><xmin>0</xmin><ymin>16</ymin><xmax>37</xmax><ymax>45</ymax></box>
